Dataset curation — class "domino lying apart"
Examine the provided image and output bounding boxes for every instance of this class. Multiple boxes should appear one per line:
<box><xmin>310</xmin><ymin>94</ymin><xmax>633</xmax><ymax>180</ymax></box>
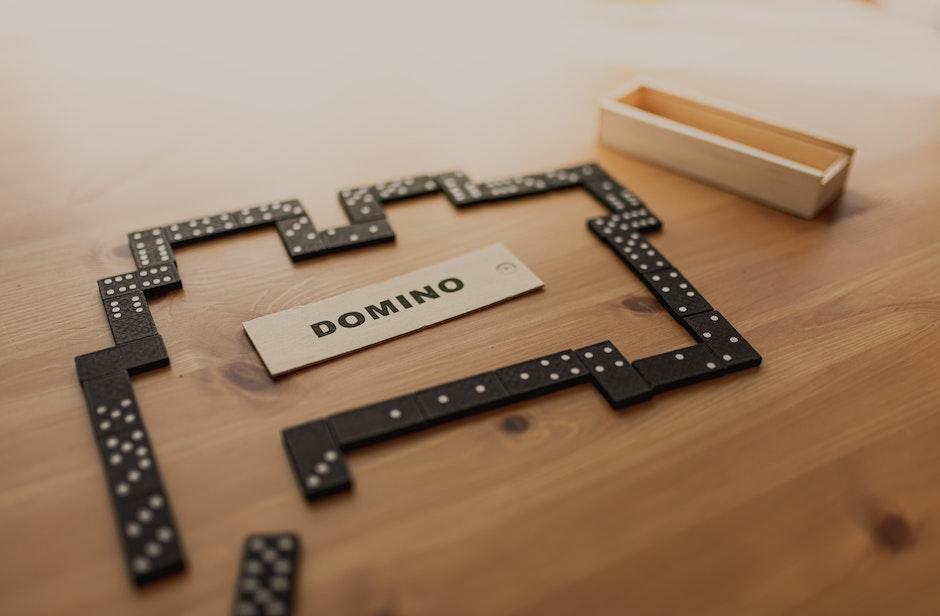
<box><xmin>232</xmin><ymin>533</ymin><xmax>300</xmax><ymax>616</ymax></box>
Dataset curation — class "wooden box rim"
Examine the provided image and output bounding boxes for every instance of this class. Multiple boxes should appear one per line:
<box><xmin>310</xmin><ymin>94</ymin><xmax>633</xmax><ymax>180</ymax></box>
<box><xmin>600</xmin><ymin>78</ymin><xmax>855</xmax><ymax>188</ymax></box>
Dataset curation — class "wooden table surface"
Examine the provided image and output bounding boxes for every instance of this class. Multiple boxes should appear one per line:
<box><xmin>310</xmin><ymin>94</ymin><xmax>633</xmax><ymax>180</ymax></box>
<box><xmin>2</xmin><ymin>2</ymin><xmax>940</xmax><ymax>615</ymax></box>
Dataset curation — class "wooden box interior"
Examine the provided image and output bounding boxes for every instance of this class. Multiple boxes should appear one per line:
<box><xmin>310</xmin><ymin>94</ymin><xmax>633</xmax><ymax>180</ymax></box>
<box><xmin>618</xmin><ymin>86</ymin><xmax>851</xmax><ymax>179</ymax></box>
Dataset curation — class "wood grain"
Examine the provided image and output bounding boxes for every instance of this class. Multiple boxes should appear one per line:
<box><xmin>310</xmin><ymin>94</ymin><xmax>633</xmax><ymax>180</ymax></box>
<box><xmin>2</xmin><ymin>3</ymin><xmax>940</xmax><ymax>615</ymax></box>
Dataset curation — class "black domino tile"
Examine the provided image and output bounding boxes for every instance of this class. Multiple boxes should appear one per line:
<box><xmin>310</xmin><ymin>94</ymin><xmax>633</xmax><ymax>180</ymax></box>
<box><xmin>589</xmin><ymin>211</ymin><xmax>661</xmax><ymax>241</ymax></box>
<box><xmin>587</xmin><ymin>207</ymin><xmax>661</xmax><ymax>236</ymax></box>
<box><xmin>542</xmin><ymin>163</ymin><xmax>599</xmax><ymax>189</ymax></box>
<box><xmin>116</xmin><ymin>490</ymin><xmax>185</xmax><ymax>585</ymax></box>
<box><xmin>620</xmin><ymin>207</ymin><xmax>662</xmax><ymax>233</ymax></box>
<box><xmin>328</xmin><ymin>395</ymin><xmax>427</xmax><ymax>449</ymax></box>
<box><xmin>98</xmin><ymin>426</ymin><xmax>162</xmax><ymax>505</ymax></box>
<box><xmin>321</xmin><ymin>220</ymin><xmax>395</xmax><ymax>253</ymax></box>
<box><xmin>575</xmin><ymin>341</ymin><xmax>652</xmax><ymax>409</ymax></box>
<box><xmin>235</xmin><ymin>199</ymin><xmax>306</xmax><ymax>230</ymax></box>
<box><xmin>495</xmin><ymin>350</ymin><xmax>590</xmax><ymax>402</ymax></box>
<box><xmin>682</xmin><ymin>311</ymin><xmax>762</xmax><ymax>372</ymax></box>
<box><xmin>643</xmin><ymin>269</ymin><xmax>712</xmax><ymax>319</ymax></box>
<box><xmin>233</xmin><ymin>533</ymin><xmax>300</xmax><ymax>616</ymax></box>
<box><xmin>632</xmin><ymin>344</ymin><xmax>727</xmax><ymax>393</ymax></box>
<box><xmin>98</xmin><ymin>263</ymin><xmax>181</xmax><ymax>300</ymax></box>
<box><xmin>610</xmin><ymin>231</ymin><xmax>671</xmax><ymax>274</ymax></box>
<box><xmin>479</xmin><ymin>174</ymin><xmax>551</xmax><ymax>201</ymax></box>
<box><xmin>374</xmin><ymin>175</ymin><xmax>438</xmax><ymax>202</ymax></box>
<box><xmin>127</xmin><ymin>228</ymin><xmax>174</xmax><ymax>269</ymax></box>
<box><xmin>75</xmin><ymin>347</ymin><xmax>126</xmax><ymax>383</ymax></box>
<box><xmin>75</xmin><ymin>334</ymin><xmax>169</xmax><ymax>383</ymax></box>
<box><xmin>338</xmin><ymin>186</ymin><xmax>386</xmax><ymax>223</ymax></box>
<box><xmin>282</xmin><ymin>420</ymin><xmax>352</xmax><ymax>501</ymax></box>
<box><xmin>275</xmin><ymin>215</ymin><xmax>325</xmax><ymax>261</ymax></box>
<box><xmin>435</xmin><ymin>171</ymin><xmax>488</xmax><ymax>207</ymax></box>
<box><xmin>121</xmin><ymin>334</ymin><xmax>170</xmax><ymax>376</ymax></box>
<box><xmin>415</xmin><ymin>372</ymin><xmax>510</xmax><ymax>422</ymax></box>
<box><xmin>102</xmin><ymin>293</ymin><xmax>157</xmax><ymax>345</ymax></box>
<box><xmin>545</xmin><ymin>162</ymin><xmax>607</xmax><ymax>189</ymax></box>
<box><xmin>164</xmin><ymin>213</ymin><xmax>241</xmax><ymax>245</ymax></box>
<box><xmin>587</xmin><ymin>220</ymin><xmax>671</xmax><ymax>274</ymax></box>
<box><xmin>82</xmin><ymin>372</ymin><xmax>143</xmax><ymax>438</ymax></box>
<box><xmin>583</xmin><ymin>176</ymin><xmax>645</xmax><ymax>211</ymax></box>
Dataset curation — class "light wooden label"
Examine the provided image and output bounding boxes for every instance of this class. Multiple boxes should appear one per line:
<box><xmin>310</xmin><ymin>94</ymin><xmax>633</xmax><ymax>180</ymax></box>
<box><xmin>243</xmin><ymin>243</ymin><xmax>544</xmax><ymax>376</ymax></box>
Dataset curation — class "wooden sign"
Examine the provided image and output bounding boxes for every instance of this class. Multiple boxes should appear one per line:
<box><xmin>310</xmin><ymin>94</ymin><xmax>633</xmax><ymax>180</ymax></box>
<box><xmin>243</xmin><ymin>243</ymin><xmax>544</xmax><ymax>376</ymax></box>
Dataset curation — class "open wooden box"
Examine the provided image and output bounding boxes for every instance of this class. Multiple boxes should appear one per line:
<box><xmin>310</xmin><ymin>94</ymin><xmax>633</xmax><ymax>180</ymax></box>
<box><xmin>599</xmin><ymin>79</ymin><xmax>855</xmax><ymax>218</ymax></box>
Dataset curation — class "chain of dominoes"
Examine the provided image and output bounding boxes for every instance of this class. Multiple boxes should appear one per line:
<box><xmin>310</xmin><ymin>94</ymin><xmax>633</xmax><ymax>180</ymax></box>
<box><xmin>75</xmin><ymin>163</ymin><xmax>759</xmax><ymax>611</ymax></box>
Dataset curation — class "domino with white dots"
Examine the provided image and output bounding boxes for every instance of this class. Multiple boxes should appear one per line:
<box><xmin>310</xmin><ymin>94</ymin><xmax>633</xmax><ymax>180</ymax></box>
<box><xmin>282</xmin><ymin>420</ymin><xmax>351</xmax><ymax>501</ymax></box>
<box><xmin>415</xmin><ymin>371</ymin><xmax>510</xmax><ymax>422</ymax></box>
<box><xmin>321</xmin><ymin>220</ymin><xmax>395</xmax><ymax>253</ymax></box>
<box><xmin>164</xmin><ymin>213</ymin><xmax>242</xmax><ymax>246</ymax></box>
<box><xmin>97</xmin><ymin>263</ymin><xmax>181</xmax><ymax>300</ymax></box>
<box><xmin>98</xmin><ymin>425</ymin><xmax>162</xmax><ymax>505</ymax></box>
<box><xmin>542</xmin><ymin>163</ymin><xmax>602</xmax><ymax>189</ymax></box>
<box><xmin>588</xmin><ymin>208</ymin><xmax>661</xmax><ymax>237</ymax></box>
<box><xmin>643</xmin><ymin>269</ymin><xmax>712</xmax><ymax>319</ymax></box>
<box><xmin>127</xmin><ymin>228</ymin><xmax>174</xmax><ymax>269</ymax></box>
<box><xmin>328</xmin><ymin>395</ymin><xmax>427</xmax><ymax>449</ymax></box>
<box><xmin>232</xmin><ymin>533</ymin><xmax>300</xmax><ymax>616</ymax></box>
<box><xmin>82</xmin><ymin>372</ymin><xmax>143</xmax><ymax>439</ymax></box>
<box><xmin>275</xmin><ymin>215</ymin><xmax>324</xmax><ymax>261</ymax></box>
<box><xmin>102</xmin><ymin>293</ymin><xmax>157</xmax><ymax>345</ymax></box>
<box><xmin>588</xmin><ymin>219</ymin><xmax>671</xmax><ymax>274</ymax></box>
<box><xmin>682</xmin><ymin>311</ymin><xmax>762</xmax><ymax>372</ymax></box>
<box><xmin>235</xmin><ymin>199</ymin><xmax>307</xmax><ymax>231</ymax></box>
<box><xmin>632</xmin><ymin>344</ymin><xmax>727</xmax><ymax>393</ymax></box>
<box><xmin>83</xmin><ymin>373</ymin><xmax>163</xmax><ymax>504</ymax></box>
<box><xmin>478</xmin><ymin>174</ymin><xmax>551</xmax><ymax>201</ymax></box>
<box><xmin>583</xmin><ymin>175</ymin><xmax>647</xmax><ymax>213</ymax></box>
<box><xmin>435</xmin><ymin>171</ymin><xmax>488</xmax><ymax>206</ymax></box>
<box><xmin>576</xmin><ymin>341</ymin><xmax>652</xmax><ymax>409</ymax></box>
<box><xmin>338</xmin><ymin>186</ymin><xmax>386</xmax><ymax>223</ymax></box>
<box><xmin>373</xmin><ymin>175</ymin><xmax>439</xmax><ymax>202</ymax></box>
<box><xmin>116</xmin><ymin>490</ymin><xmax>185</xmax><ymax>585</ymax></box>
<box><xmin>495</xmin><ymin>350</ymin><xmax>590</xmax><ymax>402</ymax></box>
<box><xmin>82</xmin><ymin>372</ymin><xmax>184</xmax><ymax>585</ymax></box>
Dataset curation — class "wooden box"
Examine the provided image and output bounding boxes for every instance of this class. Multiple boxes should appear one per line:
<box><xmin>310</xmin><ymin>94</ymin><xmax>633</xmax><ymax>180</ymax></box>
<box><xmin>599</xmin><ymin>79</ymin><xmax>855</xmax><ymax>218</ymax></box>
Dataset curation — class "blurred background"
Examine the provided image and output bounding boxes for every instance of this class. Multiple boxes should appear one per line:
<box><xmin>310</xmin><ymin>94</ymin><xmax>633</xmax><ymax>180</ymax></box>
<box><xmin>2</xmin><ymin>0</ymin><xmax>939</xmax><ymax>233</ymax></box>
